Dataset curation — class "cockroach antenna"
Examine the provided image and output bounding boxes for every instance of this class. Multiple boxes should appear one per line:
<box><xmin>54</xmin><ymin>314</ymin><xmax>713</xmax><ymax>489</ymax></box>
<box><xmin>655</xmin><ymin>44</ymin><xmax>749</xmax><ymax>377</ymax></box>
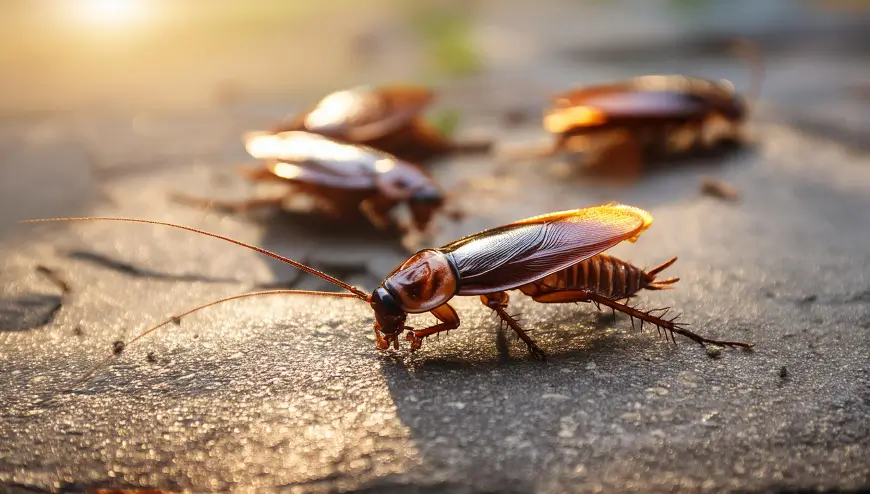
<box><xmin>21</xmin><ymin>217</ymin><xmax>373</xmax><ymax>392</ymax></box>
<box><xmin>22</xmin><ymin>217</ymin><xmax>372</xmax><ymax>300</ymax></box>
<box><xmin>730</xmin><ymin>37</ymin><xmax>764</xmax><ymax>109</ymax></box>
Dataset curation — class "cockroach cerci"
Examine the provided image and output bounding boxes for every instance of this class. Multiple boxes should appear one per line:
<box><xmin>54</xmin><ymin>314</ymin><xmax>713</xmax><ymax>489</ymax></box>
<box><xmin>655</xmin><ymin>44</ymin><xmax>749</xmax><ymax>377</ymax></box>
<box><xmin>537</xmin><ymin>41</ymin><xmax>763</xmax><ymax>176</ymax></box>
<box><xmin>24</xmin><ymin>204</ymin><xmax>753</xmax><ymax>386</ymax></box>
<box><xmin>174</xmin><ymin>131</ymin><xmax>452</xmax><ymax>236</ymax></box>
<box><xmin>264</xmin><ymin>84</ymin><xmax>491</xmax><ymax>163</ymax></box>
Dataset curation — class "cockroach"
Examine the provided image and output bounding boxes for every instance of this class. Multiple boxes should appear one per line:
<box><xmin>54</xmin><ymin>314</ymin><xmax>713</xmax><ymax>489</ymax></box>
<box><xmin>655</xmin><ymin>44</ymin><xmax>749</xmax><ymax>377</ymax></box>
<box><xmin>265</xmin><ymin>84</ymin><xmax>491</xmax><ymax>163</ymax></box>
<box><xmin>530</xmin><ymin>40</ymin><xmax>763</xmax><ymax>177</ymax></box>
<box><xmin>23</xmin><ymin>204</ymin><xmax>753</xmax><ymax>388</ymax></box>
<box><xmin>173</xmin><ymin>131</ymin><xmax>453</xmax><ymax>236</ymax></box>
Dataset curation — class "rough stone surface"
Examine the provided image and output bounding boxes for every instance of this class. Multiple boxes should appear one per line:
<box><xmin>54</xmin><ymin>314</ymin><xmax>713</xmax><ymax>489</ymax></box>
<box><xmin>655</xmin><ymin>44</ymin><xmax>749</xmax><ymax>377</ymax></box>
<box><xmin>2</xmin><ymin>3</ymin><xmax>869</xmax><ymax>493</ymax></box>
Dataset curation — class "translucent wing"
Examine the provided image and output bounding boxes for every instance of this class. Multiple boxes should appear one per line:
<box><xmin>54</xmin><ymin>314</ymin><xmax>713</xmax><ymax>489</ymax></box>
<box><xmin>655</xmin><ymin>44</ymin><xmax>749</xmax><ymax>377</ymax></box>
<box><xmin>442</xmin><ymin>205</ymin><xmax>653</xmax><ymax>294</ymax></box>
<box><xmin>246</xmin><ymin>132</ymin><xmax>387</xmax><ymax>189</ymax></box>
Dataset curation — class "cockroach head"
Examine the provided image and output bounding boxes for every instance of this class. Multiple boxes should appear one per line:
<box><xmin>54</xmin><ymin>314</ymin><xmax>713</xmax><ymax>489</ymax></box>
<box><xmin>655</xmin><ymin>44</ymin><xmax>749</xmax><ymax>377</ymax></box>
<box><xmin>371</xmin><ymin>285</ymin><xmax>407</xmax><ymax>335</ymax></box>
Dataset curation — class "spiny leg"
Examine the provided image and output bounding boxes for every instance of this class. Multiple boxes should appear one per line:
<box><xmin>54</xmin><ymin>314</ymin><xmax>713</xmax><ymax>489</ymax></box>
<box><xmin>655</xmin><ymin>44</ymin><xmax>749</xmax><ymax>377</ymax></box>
<box><xmin>480</xmin><ymin>292</ymin><xmax>546</xmax><ymax>360</ymax></box>
<box><xmin>404</xmin><ymin>303</ymin><xmax>461</xmax><ymax>351</ymax></box>
<box><xmin>531</xmin><ymin>289</ymin><xmax>754</xmax><ymax>349</ymax></box>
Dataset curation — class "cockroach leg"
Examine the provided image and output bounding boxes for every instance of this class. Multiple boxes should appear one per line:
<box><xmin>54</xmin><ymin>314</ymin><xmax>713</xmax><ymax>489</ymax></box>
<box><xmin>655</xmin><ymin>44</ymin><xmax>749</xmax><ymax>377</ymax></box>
<box><xmin>584</xmin><ymin>130</ymin><xmax>642</xmax><ymax>181</ymax></box>
<box><xmin>668</xmin><ymin>121</ymin><xmax>703</xmax><ymax>153</ymax></box>
<box><xmin>480</xmin><ymin>292</ymin><xmax>546</xmax><ymax>360</ymax></box>
<box><xmin>374</xmin><ymin>324</ymin><xmax>391</xmax><ymax>350</ymax></box>
<box><xmin>359</xmin><ymin>196</ymin><xmax>400</xmax><ymax>231</ymax></box>
<box><xmin>404</xmin><ymin>303</ymin><xmax>460</xmax><ymax>350</ymax></box>
<box><xmin>582</xmin><ymin>292</ymin><xmax>753</xmax><ymax>349</ymax></box>
<box><xmin>530</xmin><ymin>289</ymin><xmax>753</xmax><ymax>349</ymax></box>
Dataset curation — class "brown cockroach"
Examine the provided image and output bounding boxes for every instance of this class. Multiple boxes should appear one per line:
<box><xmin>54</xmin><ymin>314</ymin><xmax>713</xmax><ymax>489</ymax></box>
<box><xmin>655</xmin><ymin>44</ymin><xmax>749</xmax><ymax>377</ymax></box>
<box><xmin>173</xmin><ymin>131</ymin><xmax>453</xmax><ymax>236</ymax></box>
<box><xmin>265</xmin><ymin>84</ymin><xmax>491</xmax><ymax>163</ymax></box>
<box><xmin>529</xmin><ymin>40</ymin><xmax>763</xmax><ymax>177</ymax></box>
<box><xmin>24</xmin><ymin>204</ymin><xmax>753</xmax><ymax>388</ymax></box>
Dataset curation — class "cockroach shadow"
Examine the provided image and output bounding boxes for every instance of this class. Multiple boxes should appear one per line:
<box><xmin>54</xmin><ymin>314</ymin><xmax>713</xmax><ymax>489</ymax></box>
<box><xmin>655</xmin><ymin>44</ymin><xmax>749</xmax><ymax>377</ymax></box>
<box><xmin>0</xmin><ymin>293</ymin><xmax>63</xmax><ymax>332</ymax></box>
<box><xmin>373</xmin><ymin>322</ymin><xmax>683</xmax><ymax>490</ymax></box>
<box><xmin>63</xmin><ymin>250</ymin><xmax>244</xmax><ymax>284</ymax></box>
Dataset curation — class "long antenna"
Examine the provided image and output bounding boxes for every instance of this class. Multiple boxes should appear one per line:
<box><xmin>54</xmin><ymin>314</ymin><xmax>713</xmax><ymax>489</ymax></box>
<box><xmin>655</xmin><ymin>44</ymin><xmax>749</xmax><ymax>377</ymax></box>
<box><xmin>730</xmin><ymin>38</ymin><xmax>764</xmax><ymax>109</ymax></box>
<box><xmin>63</xmin><ymin>289</ymin><xmax>361</xmax><ymax>393</ymax></box>
<box><xmin>21</xmin><ymin>217</ymin><xmax>371</xmax><ymax>301</ymax></box>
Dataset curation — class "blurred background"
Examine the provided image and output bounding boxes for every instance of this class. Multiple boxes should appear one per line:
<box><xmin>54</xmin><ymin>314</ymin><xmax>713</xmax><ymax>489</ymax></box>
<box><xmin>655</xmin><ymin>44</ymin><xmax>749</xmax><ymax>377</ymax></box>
<box><xmin>1</xmin><ymin>0</ymin><xmax>868</xmax><ymax>232</ymax></box>
<box><xmin>2</xmin><ymin>0</ymin><xmax>868</xmax><ymax>112</ymax></box>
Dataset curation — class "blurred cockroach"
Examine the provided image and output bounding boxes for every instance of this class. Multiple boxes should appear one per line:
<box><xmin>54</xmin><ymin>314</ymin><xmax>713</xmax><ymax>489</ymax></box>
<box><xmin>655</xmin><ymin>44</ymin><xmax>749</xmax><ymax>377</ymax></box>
<box><xmin>174</xmin><ymin>131</ymin><xmax>453</xmax><ymax>236</ymax></box>
<box><xmin>24</xmin><ymin>204</ymin><xmax>752</xmax><ymax>388</ymax></box>
<box><xmin>264</xmin><ymin>84</ymin><xmax>491</xmax><ymax>163</ymax></box>
<box><xmin>529</xmin><ymin>39</ymin><xmax>763</xmax><ymax>177</ymax></box>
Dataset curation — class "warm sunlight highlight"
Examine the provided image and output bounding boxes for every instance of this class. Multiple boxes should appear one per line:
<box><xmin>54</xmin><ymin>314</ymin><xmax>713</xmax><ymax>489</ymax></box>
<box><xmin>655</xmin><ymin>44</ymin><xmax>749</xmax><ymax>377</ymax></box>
<box><xmin>75</xmin><ymin>0</ymin><xmax>147</xmax><ymax>27</ymax></box>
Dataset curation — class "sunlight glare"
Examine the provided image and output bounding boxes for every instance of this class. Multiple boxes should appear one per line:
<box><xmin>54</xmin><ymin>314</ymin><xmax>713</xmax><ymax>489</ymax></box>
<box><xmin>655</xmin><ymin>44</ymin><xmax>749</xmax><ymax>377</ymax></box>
<box><xmin>76</xmin><ymin>0</ymin><xmax>147</xmax><ymax>27</ymax></box>
<box><xmin>245</xmin><ymin>131</ymin><xmax>368</xmax><ymax>162</ymax></box>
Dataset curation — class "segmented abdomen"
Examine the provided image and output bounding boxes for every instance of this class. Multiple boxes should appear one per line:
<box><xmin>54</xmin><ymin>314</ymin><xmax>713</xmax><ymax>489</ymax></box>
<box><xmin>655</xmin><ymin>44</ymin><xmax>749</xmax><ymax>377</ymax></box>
<box><xmin>520</xmin><ymin>253</ymin><xmax>663</xmax><ymax>301</ymax></box>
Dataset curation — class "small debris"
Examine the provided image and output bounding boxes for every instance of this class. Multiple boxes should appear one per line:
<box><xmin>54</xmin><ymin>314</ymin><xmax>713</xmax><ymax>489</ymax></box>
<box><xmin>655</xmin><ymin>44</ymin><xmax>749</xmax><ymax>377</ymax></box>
<box><xmin>501</xmin><ymin>107</ymin><xmax>533</xmax><ymax>127</ymax></box>
<box><xmin>700</xmin><ymin>178</ymin><xmax>741</xmax><ymax>202</ymax></box>
<box><xmin>799</xmin><ymin>294</ymin><xmax>818</xmax><ymax>304</ymax></box>
<box><xmin>34</xmin><ymin>265</ymin><xmax>71</xmax><ymax>294</ymax></box>
<box><xmin>706</xmin><ymin>345</ymin><xmax>723</xmax><ymax>358</ymax></box>
<box><xmin>72</xmin><ymin>326</ymin><xmax>84</xmax><ymax>336</ymax></box>
<box><xmin>147</xmin><ymin>352</ymin><xmax>157</xmax><ymax>363</ymax></box>
<box><xmin>171</xmin><ymin>316</ymin><xmax>182</xmax><ymax>325</ymax></box>
<box><xmin>779</xmin><ymin>366</ymin><xmax>788</xmax><ymax>379</ymax></box>
<box><xmin>112</xmin><ymin>340</ymin><xmax>126</xmax><ymax>355</ymax></box>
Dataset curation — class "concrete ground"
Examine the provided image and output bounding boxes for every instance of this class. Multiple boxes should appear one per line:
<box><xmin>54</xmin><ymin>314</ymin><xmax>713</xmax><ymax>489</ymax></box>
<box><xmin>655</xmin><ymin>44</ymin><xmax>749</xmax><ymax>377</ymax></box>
<box><xmin>1</xmin><ymin>2</ymin><xmax>869</xmax><ymax>493</ymax></box>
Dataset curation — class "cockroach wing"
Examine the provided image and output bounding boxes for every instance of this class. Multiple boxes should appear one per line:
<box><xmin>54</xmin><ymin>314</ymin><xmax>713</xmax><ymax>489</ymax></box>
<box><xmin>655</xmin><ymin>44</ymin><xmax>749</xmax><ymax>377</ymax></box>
<box><xmin>580</xmin><ymin>91</ymin><xmax>706</xmax><ymax>119</ymax></box>
<box><xmin>441</xmin><ymin>205</ymin><xmax>653</xmax><ymax>295</ymax></box>
<box><xmin>304</xmin><ymin>85</ymin><xmax>433</xmax><ymax>142</ymax></box>
<box><xmin>247</xmin><ymin>132</ymin><xmax>396</xmax><ymax>189</ymax></box>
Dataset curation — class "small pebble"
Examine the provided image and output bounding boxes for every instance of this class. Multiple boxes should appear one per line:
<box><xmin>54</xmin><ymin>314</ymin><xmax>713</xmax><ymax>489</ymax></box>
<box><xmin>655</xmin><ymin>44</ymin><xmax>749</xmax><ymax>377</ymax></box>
<box><xmin>72</xmin><ymin>326</ymin><xmax>84</xmax><ymax>336</ymax></box>
<box><xmin>699</xmin><ymin>178</ymin><xmax>741</xmax><ymax>202</ymax></box>
<box><xmin>706</xmin><ymin>346</ymin><xmax>723</xmax><ymax>358</ymax></box>
<box><xmin>147</xmin><ymin>352</ymin><xmax>157</xmax><ymax>363</ymax></box>
<box><xmin>112</xmin><ymin>340</ymin><xmax>126</xmax><ymax>355</ymax></box>
<box><xmin>779</xmin><ymin>366</ymin><xmax>788</xmax><ymax>379</ymax></box>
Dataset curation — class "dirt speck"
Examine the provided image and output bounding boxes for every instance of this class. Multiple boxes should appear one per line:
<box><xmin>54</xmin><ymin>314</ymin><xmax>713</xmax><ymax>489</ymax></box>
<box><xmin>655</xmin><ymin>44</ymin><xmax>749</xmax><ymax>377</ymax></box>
<box><xmin>113</xmin><ymin>340</ymin><xmax>126</xmax><ymax>355</ymax></box>
<box><xmin>700</xmin><ymin>178</ymin><xmax>741</xmax><ymax>202</ymax></box>
<box><xmin>706</xmin><ymin>346</ymin><xmax>723</xmax><ymax>359</ymax></box>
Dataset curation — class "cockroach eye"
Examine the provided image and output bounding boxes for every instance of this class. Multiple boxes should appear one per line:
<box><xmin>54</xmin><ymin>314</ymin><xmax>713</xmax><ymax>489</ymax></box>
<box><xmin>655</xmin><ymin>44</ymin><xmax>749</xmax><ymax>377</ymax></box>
<box><xmin>372</xmin><ymin>286</ymin><xmax>402</xmax><ymax>314</ymax></box>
